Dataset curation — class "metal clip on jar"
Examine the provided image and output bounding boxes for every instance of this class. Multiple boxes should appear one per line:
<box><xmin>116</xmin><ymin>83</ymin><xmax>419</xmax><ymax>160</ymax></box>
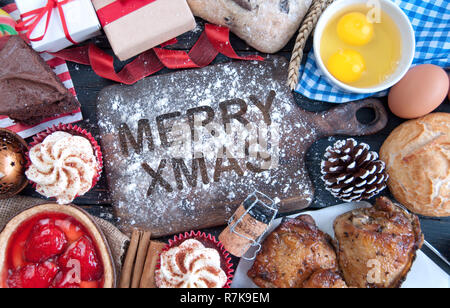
<box><xmin>219</xmin><ymin>191</ymin><xmax>278</xmax><ymax>260</ymax></box>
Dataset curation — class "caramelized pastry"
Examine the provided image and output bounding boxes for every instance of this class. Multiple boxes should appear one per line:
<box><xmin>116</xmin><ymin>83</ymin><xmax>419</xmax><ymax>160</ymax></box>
<box><xmin>302</xmin><ymin>269</ymin><xmax>348</xmax><ymax>288</ymax></box>
<box><xmin>333</xmin><ymin>197</ymin><xmax>424</xmax><ymax>288</ymax></box>
<box><xmin>248</xmin><ymin>215</ymin><xmax>337</xmax><ymax>288</ymax></box>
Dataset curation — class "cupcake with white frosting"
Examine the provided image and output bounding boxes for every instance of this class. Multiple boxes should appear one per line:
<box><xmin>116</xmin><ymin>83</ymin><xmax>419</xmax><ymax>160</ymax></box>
<box><xmin>155</xmin><ymin>232</ymin><xmax>233</xmax><ymax>288</ymax></box>
<box><xmin>26</xmin><ymin>124</ymin><xmax>102</xmax><ymax>204</ymax></box>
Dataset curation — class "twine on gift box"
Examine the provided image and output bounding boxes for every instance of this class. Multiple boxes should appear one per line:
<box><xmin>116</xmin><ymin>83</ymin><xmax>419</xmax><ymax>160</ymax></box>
<box><xmin>288</xmin><ymin>0</ymin><xmax>335</xmax><ymax>90</ymax></box>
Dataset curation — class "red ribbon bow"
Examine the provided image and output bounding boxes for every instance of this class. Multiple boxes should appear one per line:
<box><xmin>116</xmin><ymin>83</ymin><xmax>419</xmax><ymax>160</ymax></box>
<box><xmin>17</xmin><ymin>0</ymin><xmax>77</xmax><ymax>44</ymax></box>
<box><xmin>52</xmin><ymin>24</ymin><xmax>264</xmax><ymax>85</ymax></box>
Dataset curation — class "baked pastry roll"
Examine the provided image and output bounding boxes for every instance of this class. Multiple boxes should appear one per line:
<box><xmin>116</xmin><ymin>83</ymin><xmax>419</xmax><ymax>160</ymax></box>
<box><xmin>380</xmin><ymin>113</ymin><xmax>449</xmax><ymax>217</ymax></box>
<box><xmin>248</xmin><ymin>215</ymin><xmax>337</xmax><ymax>288</ymax></box>
<box><xmin>302</xmin><ymin>269</ymin><xmax>347</xmax><ymax>289</ymax></box>
<box><xmin>333</xmin><ymin>197</ymin><xmax>424</xmax><ymax>288</ymax></box>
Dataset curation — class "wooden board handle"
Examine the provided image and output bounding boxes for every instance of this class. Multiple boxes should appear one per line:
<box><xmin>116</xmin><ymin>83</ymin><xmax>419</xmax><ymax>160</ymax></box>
<box><xmin>312</xmin><ymin>99</ymin><xmax>388</xmax><ymax>138</ymax></box>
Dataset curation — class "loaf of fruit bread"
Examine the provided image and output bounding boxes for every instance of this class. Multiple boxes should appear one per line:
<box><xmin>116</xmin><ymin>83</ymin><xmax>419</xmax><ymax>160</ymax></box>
<box><xmin>187</xmin><ymin>0</ymin><xmax>312</xmax><ymax>53</ymax></box>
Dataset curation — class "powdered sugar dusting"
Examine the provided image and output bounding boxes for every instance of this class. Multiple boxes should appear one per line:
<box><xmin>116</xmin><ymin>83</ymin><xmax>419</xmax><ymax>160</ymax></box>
<box><xmin>97</xmin><ymin>57</ymin><xmax>316</xmax><ymax>236</ymax></box>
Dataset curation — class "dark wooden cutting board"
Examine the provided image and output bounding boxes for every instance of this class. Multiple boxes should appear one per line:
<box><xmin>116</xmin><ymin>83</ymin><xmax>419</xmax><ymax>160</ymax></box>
<box><xmin>96</xmin><ymin>56</ymin><xmax>388</xmax><ymax>237</ymax></box>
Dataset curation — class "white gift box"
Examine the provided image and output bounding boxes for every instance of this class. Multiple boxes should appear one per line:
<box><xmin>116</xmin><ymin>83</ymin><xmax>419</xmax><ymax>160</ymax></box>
<box><xmin>15</xmin><ymin>0</ymin><xmax>101</xmax><ymax>52</ymax></box>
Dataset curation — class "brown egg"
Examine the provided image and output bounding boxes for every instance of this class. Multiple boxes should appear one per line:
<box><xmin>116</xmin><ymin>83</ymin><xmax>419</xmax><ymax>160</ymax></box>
<box><xmin>448</xmin><ymin>73</ymin><xmax>450</xmax><ymax>101</ymax></box>
<box><xmin>388</xmin><ymin>64</ymin><xmax>449</xmax><ymax>119</ymax></box>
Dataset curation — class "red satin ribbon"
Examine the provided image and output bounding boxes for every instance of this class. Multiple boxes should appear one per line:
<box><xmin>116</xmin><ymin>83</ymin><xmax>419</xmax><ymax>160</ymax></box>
<box><xmin>51</xmin><ymin>24</ymin><xmax>264</xmax><ymax>85</ymax></box>
<box><xmin>97</xmin><ymin>0</ymin><xmax>157</xmax><ymax>27</ymax></box>
<box><xmin>16</xmin><ymin>0</ymin><xmax>77</xmax><ymax>44</ymax></box>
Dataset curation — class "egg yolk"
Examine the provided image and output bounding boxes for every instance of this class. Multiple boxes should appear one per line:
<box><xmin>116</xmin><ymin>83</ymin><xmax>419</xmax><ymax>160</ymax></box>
<box><xmin>337</xmin><ymin>12</ymin><xmax>374</xmax><ymax>46</ymax></box>
<box><xmin>327</xmin><ymin>49</ymin><xmax>366</xmax><ymax>84</ymax></box>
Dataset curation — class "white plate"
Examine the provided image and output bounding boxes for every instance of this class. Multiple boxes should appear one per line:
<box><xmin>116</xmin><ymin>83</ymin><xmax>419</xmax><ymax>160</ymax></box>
<box><xmin>231</xmin><ymin>202</ymin><xmax>450</xmax><ymax>288</ymax></box>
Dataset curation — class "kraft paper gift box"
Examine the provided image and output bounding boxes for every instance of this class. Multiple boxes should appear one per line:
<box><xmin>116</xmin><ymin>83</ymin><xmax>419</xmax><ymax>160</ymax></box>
<box><xmin>15</xmin><ymin>0</ymin><xmax>101</xmax><ymax>52</ymax></box>
<box><xmin>91</xmin><ymin>0</ymin><xmax>196</xmax><ymax>61</ymax></box>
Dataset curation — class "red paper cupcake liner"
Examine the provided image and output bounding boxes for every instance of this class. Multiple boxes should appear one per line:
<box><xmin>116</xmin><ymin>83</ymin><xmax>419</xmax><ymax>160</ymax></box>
<box><xmin>157</xmin><ymin>231</ymin><xmax>234</xmax><ymax>288</ymax></box>
<box><xmin>26</xmin><ymin>123</ymin><xmax>103</xmax><ymax>199</ymax></box>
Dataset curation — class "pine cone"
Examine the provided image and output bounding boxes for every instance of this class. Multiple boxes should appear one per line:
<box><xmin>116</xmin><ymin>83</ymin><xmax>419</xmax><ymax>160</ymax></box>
<box><xmin>321</xmin><ymin>139</ymin><xmax>388</xmax><ymax>202</ymax></box>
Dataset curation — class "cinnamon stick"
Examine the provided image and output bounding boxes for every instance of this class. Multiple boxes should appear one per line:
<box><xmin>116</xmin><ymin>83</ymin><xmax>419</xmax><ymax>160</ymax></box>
<box><xmin>139</xmin><ymin>241</ymin><xmax>166</xmax><ymax>288</ymax></box>
<box><xmin>119</xmin><ymin>229</ymin><xmax>141</xmax><ymax>288</ymax></box>
<box><xmin>131</xmin><ymin>231</ymin><xmax>152</xmax><ymax>288</ymax></box>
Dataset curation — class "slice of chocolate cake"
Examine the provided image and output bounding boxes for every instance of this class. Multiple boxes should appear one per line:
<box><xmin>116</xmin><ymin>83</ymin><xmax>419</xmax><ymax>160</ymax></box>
<box><xmin>0</xmin><ymin>36</ymin><xmax>80</xmax><ymax>125</ymax></box>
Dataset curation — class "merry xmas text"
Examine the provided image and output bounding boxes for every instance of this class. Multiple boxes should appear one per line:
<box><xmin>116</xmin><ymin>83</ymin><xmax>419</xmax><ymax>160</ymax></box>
<box><xmin>117</xmin><ymin>91</ymin><xmax>279</xmax><ymax>196</ymax></box>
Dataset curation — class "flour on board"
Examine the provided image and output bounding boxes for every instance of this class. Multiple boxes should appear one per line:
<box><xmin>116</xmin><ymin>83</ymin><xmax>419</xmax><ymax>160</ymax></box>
<box><xmin>97</xmin><ymin>57</ymin><xmax>316</xmax><ymax>236</ymax></box>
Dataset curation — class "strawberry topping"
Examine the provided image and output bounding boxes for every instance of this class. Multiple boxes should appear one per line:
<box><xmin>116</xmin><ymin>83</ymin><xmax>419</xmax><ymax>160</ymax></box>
<box><xmin>58</xmin><ymin>236</ymin><xmax>103</xmax><ymax>281</ymax></box>
<box><xmin>80</xmin><ymin>280</ymin><xmax>99</xmax><ymax>288</ymax></box>
<box><xmin>51</xmin><ymin>271</ymin><xmax>100</xmax><ymax>289</ymax></box>
<box><xmin>4</xmin><ymin>213</ymin><xmax>104</xmax><ymax>288</ymax></box>
<box><xmin>51</xmin><ymin>270</ymin><xmax>80</xmax><ymax>288</ymax></box>
<box><xmin>55</xmin><ymin>219</ymin><xmax>84</xmax><ymax>244</ymax></box>
<box><xmin>24</xmin><ymin>220</ymin><xmax>68</xmax><ymax>263</ymax></box>
<box><xmin>7</xmin><ymin>261</ymin><xmax>59</xmax><ymax>288</ymax></box>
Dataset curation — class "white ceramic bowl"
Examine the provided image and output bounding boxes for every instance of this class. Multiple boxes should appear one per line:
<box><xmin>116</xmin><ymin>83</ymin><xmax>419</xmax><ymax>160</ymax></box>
<box><xmin>313</xmin><ymin>0</ymin><xmax>415</xmax><ymax>94</ymax></box>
